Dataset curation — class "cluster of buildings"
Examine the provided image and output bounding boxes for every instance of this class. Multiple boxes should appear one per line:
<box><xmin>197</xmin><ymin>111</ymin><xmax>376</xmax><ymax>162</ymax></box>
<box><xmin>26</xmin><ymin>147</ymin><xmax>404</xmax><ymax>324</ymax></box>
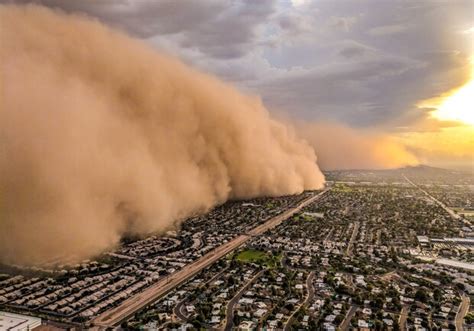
<box><xmin>0</xmin><ymin>167</ymin><xmax>472</xmax><ymax>330</ymax></box>
<box><xmin>0</xmin><ymin>192</ymin><xmax>312</xmax><ymax>327</ymax></box>
<box><xmin>125</xmin><ymin>169</ymin><xmax>473</xmax><ymax>330</ymax></box>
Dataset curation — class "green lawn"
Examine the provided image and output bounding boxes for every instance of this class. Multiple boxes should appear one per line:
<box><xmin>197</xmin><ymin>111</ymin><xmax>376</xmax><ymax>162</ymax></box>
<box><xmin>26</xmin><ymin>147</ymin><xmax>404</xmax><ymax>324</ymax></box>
<box><xmin>236</xmin><ymin>249</ymin><xmax>267</xmax><ymax>262</ymax></box>
<box><xmin>235</xmin><ymin>249</ymin><xmax>280</xmax><ymax>267</ymax></box>
<box><xmin>333</xmin><ymin>184</ymin><xmax>353</xmax><ymax>192</ymax></box>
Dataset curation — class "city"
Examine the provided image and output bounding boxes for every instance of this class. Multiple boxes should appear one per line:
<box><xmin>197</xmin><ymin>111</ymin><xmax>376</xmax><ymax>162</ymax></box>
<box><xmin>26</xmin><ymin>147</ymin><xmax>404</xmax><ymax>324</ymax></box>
<box><xmin>1</xmin><ymin>166</ymin><xmax>473</xmax><ymax>330</ymax></box>
<box><xmin>2</xmin><ymin>1</ymin><xmax>473</xmax><ymax>331</ymax></box>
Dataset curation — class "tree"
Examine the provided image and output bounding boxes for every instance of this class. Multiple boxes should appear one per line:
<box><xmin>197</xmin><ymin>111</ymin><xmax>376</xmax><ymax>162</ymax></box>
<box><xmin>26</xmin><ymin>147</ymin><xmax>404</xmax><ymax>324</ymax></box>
<box><xmin>233</xmin><ymin>314</ymin><xmax>240</xmax><ymax>327</ymax></box>
<box><xmin>353</xmin><ymin>295</ymin><xmax>363</xmax><ymax>305</ymax></box>
<box><xmin>390</xmin><ymin>246</ymin><xmax>399</xmax><ymax>263</ymax></box>
<box><xmin>374</xmin><ymin>320</ymin><xmax>383</xmax><ymax>330</ymax></box>
<box><xmin>455</xmin><ymin>282</ymin><xmax>466</xmax><ymax>291</ymax></box>
<box><xmin>465</xmin><ymin>313</ymin><xmax>474</xmax><ymax>324</ymax></box>
<box><xmin>336</xmin><ymin>284</ymin><xmax>349</xmax><ymax>295</ymax></box>
<box><xmin>372</xmin><ymin>296</ymin><xmax>384</xmax><ymax>309</ymax></box>
<box><xmin>393</xmin><ymin>319</ymin><xmax>400</xmax><ymax>331</ymax></box>
<box><xmin>415</xmin><ymin>289</ymin><xmax>428</xmax><ymax>302</ymax></box>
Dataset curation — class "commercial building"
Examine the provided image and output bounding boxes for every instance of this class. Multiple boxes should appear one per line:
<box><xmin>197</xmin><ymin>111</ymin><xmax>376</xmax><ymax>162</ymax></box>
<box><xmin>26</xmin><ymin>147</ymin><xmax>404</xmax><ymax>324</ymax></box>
<box><xmin>0</xmin><ymin>311</ymin><xmax>41</xmax><ymax>331</ymax></box>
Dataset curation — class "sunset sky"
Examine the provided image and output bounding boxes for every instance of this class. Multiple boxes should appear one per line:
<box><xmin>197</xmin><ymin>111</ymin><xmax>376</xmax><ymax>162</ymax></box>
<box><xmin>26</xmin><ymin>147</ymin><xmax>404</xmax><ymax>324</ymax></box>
<box><xmin>7</xmin><ymin>0</ymin><xmax>474</xmax><ymax>170</ymax></box>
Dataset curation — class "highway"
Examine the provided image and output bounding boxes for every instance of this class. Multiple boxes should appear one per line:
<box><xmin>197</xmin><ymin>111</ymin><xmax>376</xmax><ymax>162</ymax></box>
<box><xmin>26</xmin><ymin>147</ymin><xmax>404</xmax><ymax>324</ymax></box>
<box><xmin>92</xmin><ymin>188</ymin><xmax>330</xmax><ymax>328</ymax></box>
<box><xmin>403</xmin><ymin>174</ymin><xmax>461</xmax><ymax>221</ymax></box>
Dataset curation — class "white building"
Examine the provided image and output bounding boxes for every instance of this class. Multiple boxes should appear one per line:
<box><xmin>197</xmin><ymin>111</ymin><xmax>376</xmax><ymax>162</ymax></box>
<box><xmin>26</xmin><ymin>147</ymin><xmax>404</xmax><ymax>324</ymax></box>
<box><xmin>0</xmin><ymin>311</ymin><xmax>41</xmax><ymax>331</ymax></box>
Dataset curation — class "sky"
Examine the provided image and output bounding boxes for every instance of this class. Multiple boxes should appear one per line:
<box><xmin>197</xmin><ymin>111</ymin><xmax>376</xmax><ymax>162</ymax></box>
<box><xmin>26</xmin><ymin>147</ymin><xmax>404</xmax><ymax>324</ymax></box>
<box><xmin>5</xmin><ymin>0</ymin><xmax>474</xmax><ymax>170</ymax></box>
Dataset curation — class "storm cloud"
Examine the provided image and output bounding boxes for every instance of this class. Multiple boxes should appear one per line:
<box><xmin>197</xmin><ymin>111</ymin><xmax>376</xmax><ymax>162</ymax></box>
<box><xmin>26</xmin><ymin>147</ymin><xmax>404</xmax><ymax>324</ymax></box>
<box><xmin>6</xmin><ymin>0</ymin><xmax>472</xmax><ymax>129</ymax></box>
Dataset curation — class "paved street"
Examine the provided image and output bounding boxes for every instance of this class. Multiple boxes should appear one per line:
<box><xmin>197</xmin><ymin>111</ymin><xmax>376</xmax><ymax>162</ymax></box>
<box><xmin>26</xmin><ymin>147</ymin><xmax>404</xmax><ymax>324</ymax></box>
<box><xmin>455</xmin><ymin>293</ymin><xmax>470</xmax><ymax>331</ymax></box>
<box><xmin>345</xmin><ymin>222</ymin><xmax>360</xmax><ymax>256</ymax></box>
<box><xmin>339</xmin><ymin>305</ymin><xmax>357</xmax><ymax>331</ymax></box>
<box><xmin>283</xmin><ymin>271</ymin><xmax>315</xmax><ymax>331</ymax></box>
<box><xmin>223</xmin><ymin>270</ymin><xmax>265</xmax><ymax>331</ymax></box>
<box><xmin>399</xmin><ymin>305</ymin><xmax>409</xmax><ymax>330</ymax></box>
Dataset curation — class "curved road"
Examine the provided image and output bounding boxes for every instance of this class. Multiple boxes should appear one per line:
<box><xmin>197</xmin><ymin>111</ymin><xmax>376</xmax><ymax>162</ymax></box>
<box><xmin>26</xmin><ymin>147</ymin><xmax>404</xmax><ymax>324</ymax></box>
<box><xmin>283</xmin><ymin>271</ymin><xmax>315</xmax><ymax>331</ymax></box>
<box><xmin>223</xmin><ymin>270</ymin><xmax>265</xmax><ymax>331</ymax></box>
<box><xmin>173</xmin><ymin>298</ymin><xmax>189</xmax><ymax>322</ymax></box>
<box><xmin>455</xmin><ymin>293</ymin><xmax>470</xmax><ymax>331</ymax></box>
<box><xmin>174</xmin><ymin>266</ymin><xmax>230</xmax><ymax>322</ymax></box>
<box><xmin>92</xmin><ymin>189</ymin><xmax>330</xmax><ymax>328</ymax></box>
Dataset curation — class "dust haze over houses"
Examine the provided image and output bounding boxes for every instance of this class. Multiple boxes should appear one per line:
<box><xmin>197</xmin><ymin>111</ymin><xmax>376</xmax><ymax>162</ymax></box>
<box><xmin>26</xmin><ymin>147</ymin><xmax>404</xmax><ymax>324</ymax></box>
<box><xmin>1</xmin><ymin>2</ymin><xmax>474</xmax><ymax>330</ymax></box>
<box><xmin>0</xmin><ymin>5</ymin><xmax>326</xmax><ymax>265</ymax></box>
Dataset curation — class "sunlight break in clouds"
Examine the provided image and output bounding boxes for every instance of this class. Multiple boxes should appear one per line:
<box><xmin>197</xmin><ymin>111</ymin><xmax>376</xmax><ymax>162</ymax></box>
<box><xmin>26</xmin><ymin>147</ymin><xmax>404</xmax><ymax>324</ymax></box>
<box><xmin>420</xmin><ymin>60</ymin><xmax>474</xmax><ymax>126</ymax></box>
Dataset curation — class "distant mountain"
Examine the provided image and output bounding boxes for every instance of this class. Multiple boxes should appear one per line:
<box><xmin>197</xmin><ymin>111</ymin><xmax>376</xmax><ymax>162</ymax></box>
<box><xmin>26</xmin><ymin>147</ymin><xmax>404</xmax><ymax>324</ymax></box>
<box><xmin>400</xmin><ymin>164</ymin><xmax>469</xmax><ymax>175</ymax></box>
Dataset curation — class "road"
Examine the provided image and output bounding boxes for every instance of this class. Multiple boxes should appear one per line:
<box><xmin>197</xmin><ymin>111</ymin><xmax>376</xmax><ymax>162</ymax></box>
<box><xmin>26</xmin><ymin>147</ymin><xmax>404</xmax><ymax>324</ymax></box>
<box><xmin>305</xmin><ymin>272</ymin><xmax>315</xmax><ymax>303</ymax></box>
<box><xmin>339</xmin><ymin>306</ymin><xmax>357</xmax><ymax>331</ymax></box>
<box><xmin>92</xmin><ymin>188</ymin><xmax>330</xmax><ymax>328</ymax></box>
<box><xmin>455</xmin><ymin>293</ymin><xmax>470</xmax><ymax>331</ymax></box>
<box><xmin>345</xmin><ymin>222</ymin><xmax>360</xmax><ymax>256</ymax></box>
<box><xmin>324</xmin><ymin>227</ymin><xmax>334</xmax><ymax>242</ymax></box>
<box><xmin>173</xmin><ymin>265</ymin><xmax>230</xmax><ymax>321</ymax></box>
<box><xmin>173</xmin><ymin>298</ymin><xmax>189</xmax><ymax>322</ymax></box>
<box><xmin>223</xmin><ymin>270</ymin><xmax>265</xmax><ymax>331</ymax></box>
<box><xmin>283</xmin><ymin>271</ymin><xmax>315</xmax><ymax>331</ymax></box>
<box><xmin>399</xmin><ymin>305</ymin><xmax>409</xmax><ymax>331</ymax></box>
<box><xmin>379</xmin><ymin>271</ymin><xmax>398</xmax><ymax>282</ymax></box>
<box><xmin>403</xmin><ymin>174</ymin><xmax>461</xmax><ymax>221</ymax></box>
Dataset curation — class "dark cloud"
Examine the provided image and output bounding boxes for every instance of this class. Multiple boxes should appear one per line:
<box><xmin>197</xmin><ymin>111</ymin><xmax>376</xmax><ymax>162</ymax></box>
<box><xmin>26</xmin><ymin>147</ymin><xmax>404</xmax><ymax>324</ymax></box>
<box><xmin>254</xmin><ymin>0</ymin><xmax>472</xmax><ymax>127</ymax></box>
<box><xmin>3</xmin><ymin>0</ymin><xmax>472</xmax><ymax>128</ymax></box>
<box><xmin>7</xmin><ymin>0</ymin><xmax>226</xmax><ymax>37</ymax></box>
<box><xmin>254</xmin><ymin>53</ymin><xmax>426</xmax><ymax>125</ymax></box>
<box><xmin>6</xmin><ymin>0</ymin><xmax>276</xmax><ymax>60</ymax></box>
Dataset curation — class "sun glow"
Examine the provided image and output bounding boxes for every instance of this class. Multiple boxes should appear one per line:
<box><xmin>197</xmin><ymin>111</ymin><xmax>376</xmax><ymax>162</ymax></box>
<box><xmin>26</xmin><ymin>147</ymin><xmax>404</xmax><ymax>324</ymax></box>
<box><xmin>432</xmin><ymin>79</ymin><xmax>474</xmax><ymax>125</ymax></box>
<box><xmin>422</xmin><ymin>59</ymin><xmax>474</xmax><ymax>126</ymax></box>
<box><xmin>410</xmin><ymin>63</ymin><xmax>474</xmax><ymax>168</ymax></box>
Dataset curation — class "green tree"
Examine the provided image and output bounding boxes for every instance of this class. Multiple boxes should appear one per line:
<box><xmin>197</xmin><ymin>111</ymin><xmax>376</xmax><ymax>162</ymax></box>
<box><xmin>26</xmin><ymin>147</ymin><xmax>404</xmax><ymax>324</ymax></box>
<box><xmin>415</xmin><ymin>289</ymin><xmax>428</xmax><ymax>302</ymax></box>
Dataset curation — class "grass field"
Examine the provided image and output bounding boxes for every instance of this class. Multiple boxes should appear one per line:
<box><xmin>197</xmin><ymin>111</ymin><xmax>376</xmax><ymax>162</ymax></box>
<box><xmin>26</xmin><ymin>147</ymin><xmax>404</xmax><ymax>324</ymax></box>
<box><xmin>235</xmin><ymin>249</ymin><xmax>280</xmax><ymax>267</ymax></box>
<box><xmin>333</xmin><ymin>184</ymin><xmax>353</xmax><ymax>192</ymax></box>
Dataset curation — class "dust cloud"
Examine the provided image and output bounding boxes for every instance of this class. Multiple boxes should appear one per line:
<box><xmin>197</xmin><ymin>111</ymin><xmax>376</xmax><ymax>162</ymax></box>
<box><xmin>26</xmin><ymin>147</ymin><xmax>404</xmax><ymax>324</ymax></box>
<box><xmin>0</xmin><ymin>5</ymin><xmax>324</xmax><ymax>265</ymax></box>
<box><xmin>296</xmin><ymin>122</ymin><xmax>418</xmax><ymax>170</ymax></box>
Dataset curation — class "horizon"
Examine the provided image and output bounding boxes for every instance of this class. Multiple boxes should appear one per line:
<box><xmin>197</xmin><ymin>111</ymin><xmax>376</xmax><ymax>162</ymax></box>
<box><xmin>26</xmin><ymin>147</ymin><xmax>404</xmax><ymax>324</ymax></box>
<box><xmin>321</xmin><ymin>164</ymin><xmax>473</xmax><ymax>173</ymax></box>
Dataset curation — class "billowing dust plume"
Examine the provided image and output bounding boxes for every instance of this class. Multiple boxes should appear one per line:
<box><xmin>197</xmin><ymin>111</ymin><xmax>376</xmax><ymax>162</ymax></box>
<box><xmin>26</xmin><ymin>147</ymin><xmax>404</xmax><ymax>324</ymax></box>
<box><xmin>296</xmin><ymin>122</ymin><xmax>418</xmax><ymax>170</ymax></box>
<box><xmin>0</xmin><ymin>5</ymin><xmax>324</xmax><ymax>265</ymax></box>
